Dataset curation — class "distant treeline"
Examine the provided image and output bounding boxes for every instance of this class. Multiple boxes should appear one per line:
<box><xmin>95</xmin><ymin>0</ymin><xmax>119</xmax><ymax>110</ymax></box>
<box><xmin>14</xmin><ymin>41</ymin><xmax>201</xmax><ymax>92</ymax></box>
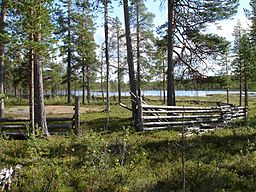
<box><xmin>92</xmin><ymin>75</ymin><xmax>256</xmax><ymax>92</ymax></box>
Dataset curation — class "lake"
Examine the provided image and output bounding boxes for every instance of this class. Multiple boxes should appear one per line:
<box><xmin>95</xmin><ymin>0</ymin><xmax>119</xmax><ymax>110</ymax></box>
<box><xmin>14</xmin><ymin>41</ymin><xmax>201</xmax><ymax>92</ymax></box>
<box><xmin>65</xmin><ymin>90</ymin><xmax>256</xmax><ymax>97</ymax></box>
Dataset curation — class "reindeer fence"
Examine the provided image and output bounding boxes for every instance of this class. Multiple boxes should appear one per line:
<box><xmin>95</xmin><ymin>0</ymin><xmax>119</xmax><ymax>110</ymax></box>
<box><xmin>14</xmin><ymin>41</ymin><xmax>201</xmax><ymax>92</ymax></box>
<box><xmin>137</xmin><ymin>98</ymin><xmax>247</xmax><ymax>131</ymax></box>
<box><xmin>0</xmin><ymin>97</ymin><xmax>80</xmax><ymax>138</ymax></box>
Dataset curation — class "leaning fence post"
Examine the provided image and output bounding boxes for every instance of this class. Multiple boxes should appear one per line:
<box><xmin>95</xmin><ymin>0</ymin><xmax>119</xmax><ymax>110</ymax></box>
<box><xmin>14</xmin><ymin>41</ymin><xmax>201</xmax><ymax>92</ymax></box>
<box><xmin>137</xmin><ymin>96</ymin><xmax>144</xmax><ymax>131</ymax></box>
<box><xmin>74</xmin><ymin>96</ymin><xmax>80</xmax><ymax>135</ymax></box>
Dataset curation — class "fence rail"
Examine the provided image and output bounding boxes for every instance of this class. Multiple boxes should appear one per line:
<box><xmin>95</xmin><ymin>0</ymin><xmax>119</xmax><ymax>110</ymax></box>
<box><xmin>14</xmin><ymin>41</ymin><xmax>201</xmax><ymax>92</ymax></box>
<box><xmin>137</xmin><ymin>98</ymin><xmax>247</xmax><ymax>131</ymax></box>
<box><xmin>0</xmin><ymin>97</ymin><xmax>80</xmax><ymax>138</ymax></box>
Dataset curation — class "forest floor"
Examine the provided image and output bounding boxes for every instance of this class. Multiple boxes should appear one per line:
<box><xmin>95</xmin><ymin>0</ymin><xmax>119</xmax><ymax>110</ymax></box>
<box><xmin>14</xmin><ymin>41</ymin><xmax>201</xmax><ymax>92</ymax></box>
<box><xmin>5</xmin><ymin>105</ymin><xmax>102</xmax><ymax>116</ymax></box>
<box><xmin>1</xmin><ymin>94</ymin><xmax>256</xmax><ymax>191</ymax></box>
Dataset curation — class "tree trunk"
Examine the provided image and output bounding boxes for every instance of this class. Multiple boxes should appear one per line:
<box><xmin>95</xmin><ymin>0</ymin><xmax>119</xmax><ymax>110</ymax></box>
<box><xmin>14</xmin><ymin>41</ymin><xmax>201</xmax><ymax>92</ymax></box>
<box><xmin>33</xmin><ymin>2</ymin><xmax>49</xmax><ymax>136</ymax></box>
<box><xmin>244</xmin><ymin>60</ymin><xmax>248</xmax><ymax>110</ymax></box>
<box><xmin>67</xmin><ymin>0</ymin><xmax>72</xmax><ymax>104</ymax></box>
<box><xmin>136</xmin><ymin>0</ymin><xmax>141</xmax><ymax>97</ymax></box>
<box><xmin>167</xmin><ymin>0</ymin><xmax>176</xmax><ymax>106</ymax></box>
<box><xmin>104</xmin><ymin>0</ymin><xmax>110</xmax><ymax>112</ymax></box>
<box><xmin>86</xmin><ymin>65</ymin><xmax>91</xmax><ymax>104</ymax></box>
<box><xmin>14</xmin><ymin>86</ymin><xmax>17</xmax><ymax>97</ymax></box>
<box><xmin>239</xmin><ymin>60</ymin><xmax>242</xmax><ymax>106</ymax></box>
<box><xmin>163</xmin><ymin>59</ymin><xmax>166</xmax><ymax>104</ymax></box>
<box><xmin>82</xmin><ymin>64</ymin><xmax>85</xmax><ymax>105</ymax></box>
<box><xmin>0</xmin><ymin>0</ymin><xmax>7</xmax><ymax>118</ymax></box>
<box><xmin>226</xmin><ymin>88</ymin><xmax>229</xmax><ymax>104</ymax></box>
<box><xmin>100</xmin><ymin>48</ymin><xmax>105</xmax><ymax>103</ymax></box>
<box><xmin>34</xmin><ymin>42</ymin><xmax>49</xmax><ymax>136</ymax></box>
<box><xmin>225</xmin><ymin>53</ymin><xmax>229</xmax><ymax>104</ymax></box>
<box><xmin>29</xmin><ymin>35</ymin><xmax>35</xmax><ymax>133</ymax></box>
<box><xmin>117</xmin><ymin>22</ymin><xmax>121</xmax><ymax>103</ymax></box>
<box><xmin>123</xmin><ymin>0</ymin><xmax>138</xmax><ymax>122</ymax></box>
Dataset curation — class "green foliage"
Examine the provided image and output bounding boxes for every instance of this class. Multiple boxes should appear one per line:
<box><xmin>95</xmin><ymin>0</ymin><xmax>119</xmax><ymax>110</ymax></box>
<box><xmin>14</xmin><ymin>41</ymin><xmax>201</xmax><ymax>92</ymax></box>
<box><xmin>1</xmin><ymin>96</ymin><xmax>256</xmax><ymax>191</ymax></box>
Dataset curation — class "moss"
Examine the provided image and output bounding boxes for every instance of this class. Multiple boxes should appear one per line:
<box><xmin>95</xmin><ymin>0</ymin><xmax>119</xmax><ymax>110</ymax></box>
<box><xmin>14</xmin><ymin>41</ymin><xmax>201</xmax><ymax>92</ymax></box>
<box><xmin>1</xmin><ymin>95</ymin><xmax>256</xmax><ymax>191</ymax></box>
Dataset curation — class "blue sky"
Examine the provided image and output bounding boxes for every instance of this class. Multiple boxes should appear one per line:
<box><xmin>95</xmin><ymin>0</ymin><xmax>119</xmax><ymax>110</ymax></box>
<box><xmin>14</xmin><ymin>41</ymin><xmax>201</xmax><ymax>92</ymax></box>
<box><xmin>94</xmin><ymin>0</ymin><xmax>251</xmax><ymax>45</ymax></box>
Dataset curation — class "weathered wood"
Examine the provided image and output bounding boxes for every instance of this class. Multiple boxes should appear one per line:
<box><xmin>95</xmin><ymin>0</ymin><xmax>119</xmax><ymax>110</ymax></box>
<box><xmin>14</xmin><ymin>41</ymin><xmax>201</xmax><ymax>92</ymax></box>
<box><xmin>74</xmin><ymin>96</ymin><xmax>80</xmax><ymax>135</ymax></box>
<box><xmin>0</xmin><ymin>125</ymin><xmax>26</xmax><ymax>130</ymax></box>
<box><xmin>0</xmin><ymin>103</ymin><xmax>79</xmax><ymax>137</ymax></box>
<box><xmin>139</xmin><ymin>101</ymin><xmax>247</xmax><ymax>131</ymax></box>
<box><xmin>119</xmin><ymin>103</ymin><xmax>132</xmax><ymax>111</ymax></box>
<box><xmin>142</xmin><ymin>105</ymin><xmax>220</xmax><ymax>110</ymax></box>
<box><xmin>143</xmin><ymin>109</ymin><xmax>220</xmax><ymax>114</ymax></box>
<box><xmin>0</xmin><ymin>118</ymin><xmax>30</xmax><ymax>122</ymax></box>
<box><xmin>143</xmin><ymin>126</ymin><xmax>170</xmax><ymax>131</ymax></box>
<box><xmin>143</xmin><ymin>114</ymin><xmax>220</xmax><ymax>120</ymax></box>
<box><xmin>144</xmin><ymin>119</ymin><xmax>219</xmax><ymax>126</ymax></box>
<box><xmin>176</xmin><ymin>99</ymin><xmax>221</xmax><ymax>104</ymax></box>
<box><xmin>137</xmin><ymin>97</ymin><xmax>144</xmax><ymax>131</ymax></box>
<box><xmin>48</xmin><ymin>124</ymin><xmax>72</xmax><ymax>130</ymax></box>
<box><xmin>46</xmin><ymin>117</ymin><xmax>73</xmax><ymax>122</ymax></box>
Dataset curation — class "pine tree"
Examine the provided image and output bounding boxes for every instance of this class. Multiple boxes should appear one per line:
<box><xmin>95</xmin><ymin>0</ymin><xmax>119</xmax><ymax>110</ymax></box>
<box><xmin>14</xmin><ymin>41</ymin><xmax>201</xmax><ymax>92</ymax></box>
<box><xmin>155</xmin><ymin>38</ymin><xmax>167</xmax><ymax>104</ymax></box>
<box><xmin>109</xmin><ymin>16</ymin><xmax>126</xmax><ymax>103</ymax></box>
<box><xmin>57</xmin><ymin>0</ymin><xmax>74</xmax><ymax>104</ymax></box>
<box><xmin>162</xmin><ymin>0</ymin><xmax>239</xmax><ymax>106</ymax></box>
<box><xmin>239</xmin><ymin>34</ymin><xmax>251</xmax><ymax>109</ymax></box>
<box><xmin>0</xmin><ymin>0</ymin><xmax>7</xmax><ymax>118</ymax></box>
<box><xmin>74</xmin><ymin>0</ymin><xmax>97</xmax><ymax>105</ymax></box>
<box><xmin>130</xmin><ymin>0</ymin><xmax>155</xmax><ymax>97</ymax></box>
<box><xmin>232</xmin><ymin>20</ymin><xmax>245</xmax><ymax>106</ymax></box>
<box><xmin>10</xmin><ymin>0</ymin><xmax>56</xmax><ymax>135</ymax></box>
<box><xmin>103</xmin><ymin>0</ymin><xmax>110</xmax><ymax>112</ymax></box>
<box><xmin>123</xmin><ymin>0</ymin><xmax>138</xmax><ymax>122</ymax></box>
<box><xmin>93</xmin><ymin>0</ymin><xmax>112</xmax><ymax>111</ymax></box>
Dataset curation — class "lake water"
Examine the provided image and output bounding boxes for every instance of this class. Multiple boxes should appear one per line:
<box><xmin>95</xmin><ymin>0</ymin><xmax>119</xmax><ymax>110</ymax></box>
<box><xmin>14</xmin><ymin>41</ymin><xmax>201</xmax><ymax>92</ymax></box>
<box><xmin>66</xmin><ymin>90</ymin><xmax>256</xmax><ymax>97</ymax></box>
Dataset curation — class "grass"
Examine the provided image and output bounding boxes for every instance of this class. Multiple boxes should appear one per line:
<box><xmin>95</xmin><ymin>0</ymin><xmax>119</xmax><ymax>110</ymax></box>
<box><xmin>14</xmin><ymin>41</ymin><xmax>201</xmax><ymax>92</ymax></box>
<box><xmin>1</xmin><ymin>95</ymin><xmax>256</xmax><ymax>191</ymax></box>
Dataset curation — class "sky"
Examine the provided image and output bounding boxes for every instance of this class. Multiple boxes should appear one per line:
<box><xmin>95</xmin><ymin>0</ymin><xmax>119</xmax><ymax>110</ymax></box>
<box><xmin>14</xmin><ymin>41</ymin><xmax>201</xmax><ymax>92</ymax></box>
<box><xmin>94</xmin><ymin>0</ymin><xmax>251</xmax><ymax>46</ymax></box>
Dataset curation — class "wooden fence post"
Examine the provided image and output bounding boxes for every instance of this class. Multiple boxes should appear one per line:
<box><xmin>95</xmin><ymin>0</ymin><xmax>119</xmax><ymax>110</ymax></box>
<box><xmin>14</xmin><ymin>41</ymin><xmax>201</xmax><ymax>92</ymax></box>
<box><xmin>74</xmin><ymin>96</ymin><xmax>80</xmax><ymax>135</ymax></box>
<box><xmin>244</xmin><ymin>106</ymin><xmax>248</xmax><ymax>122</ymax></box>
<box><xmin>137</xmin><ymin>96</ymin><xmax>144</xmax><ymax>131</ymax></box>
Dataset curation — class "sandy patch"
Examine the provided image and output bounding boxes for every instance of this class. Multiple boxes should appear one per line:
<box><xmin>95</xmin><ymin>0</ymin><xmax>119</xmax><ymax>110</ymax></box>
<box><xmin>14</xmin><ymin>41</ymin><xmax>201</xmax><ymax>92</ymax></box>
<box><xmin>5</xmin><ymin>105</ymin><xmax>102</xmax><ymax>117</ymax></box>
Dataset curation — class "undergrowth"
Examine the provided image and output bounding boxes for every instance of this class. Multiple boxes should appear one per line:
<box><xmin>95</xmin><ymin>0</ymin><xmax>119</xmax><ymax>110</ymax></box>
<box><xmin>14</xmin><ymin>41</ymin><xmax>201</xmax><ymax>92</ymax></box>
<box><xmin>1</xmin><ymin>95</ymin><xmax>256</xmax><ymax>191</ymax></box>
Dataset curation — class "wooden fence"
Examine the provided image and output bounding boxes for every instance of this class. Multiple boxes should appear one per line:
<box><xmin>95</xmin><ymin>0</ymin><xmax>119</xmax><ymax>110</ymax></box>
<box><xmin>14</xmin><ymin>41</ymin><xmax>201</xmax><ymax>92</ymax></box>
<box><xmin>137</xmin><ymin>98</ymin><xmax>247</xmax><ymax>131</ymax></box>
<box><xmin>0</xmin><ymin>97</ymin><xmax>80</xmax><ymax>138</ymax></box>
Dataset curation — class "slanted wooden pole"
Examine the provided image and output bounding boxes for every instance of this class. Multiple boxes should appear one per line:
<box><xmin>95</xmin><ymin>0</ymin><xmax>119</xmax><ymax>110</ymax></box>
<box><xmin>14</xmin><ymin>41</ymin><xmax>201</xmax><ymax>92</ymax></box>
<box><xmin>74</xmin><ymin>96</ymin><xmax>80</xmax><ymax>135</ymax></box>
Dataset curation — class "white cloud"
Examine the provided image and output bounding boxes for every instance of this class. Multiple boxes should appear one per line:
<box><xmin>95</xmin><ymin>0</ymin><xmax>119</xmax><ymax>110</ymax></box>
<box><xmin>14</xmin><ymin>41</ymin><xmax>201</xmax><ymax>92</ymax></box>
<box><xmin>94</xmin><ymin>27</ymin><xmax>105</xmax><ymax>45</ymax></box>
<box><xmin>207</xmin><ymin>14</ymin><xmax>251</xmax><ymax>42</ymax></box>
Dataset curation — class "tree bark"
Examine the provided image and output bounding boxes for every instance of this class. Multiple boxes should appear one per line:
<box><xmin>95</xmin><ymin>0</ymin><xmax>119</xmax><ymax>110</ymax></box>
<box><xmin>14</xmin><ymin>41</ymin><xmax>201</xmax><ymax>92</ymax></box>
<box><xmin>34</xmin><ymin>43</ymin><xmax>49</xmax><ymax>136</ymax></box>
<box><xmin>0</xmin><ymin>0</ymin><xmax>7</xmax><ymax>118</ymax></box>
<box><xmin>104</xmin><ymin>0</ymin><xmax>110</xmax><ymax>112</ymax></box>
<box><xmin>136</xmin><ymin>0</ymin><xmax>141</xmax><ymax>97</ymax></box>
<box><xmin>82</xmin><ymin>63</ymin><xmax>85</xmax><ymax>104</ymax></box>
<box><xmin>167</xmin><ymin>0</ymin><xmax>176</xmax><ymax>106</ymax></box>
<box><xmin>33</xmin><ymin>2</ymin><xmax>49</xmax><ymax>136</ymax></box>
<box><xmin>163</xmin><ymin>59</ymin><xmax>166</xmax><ymax>104</ymax></box>
<box><xmin>100</xmin><ymin>47</ymin><xmax>105</xmax><ymax>103</ymax></box>
<box><xmin>67</xmin><ymin>0</ymin><xmax>72</xmax><ymax>104</ymax></box>
<box><xmin>244</xmin><ymin>60</ymin><xmax>248</xmax><ymax>109</ymax></box>
<box><xmin>86</xmin><ymin>64</ymin><xmax>91</xmax><ymax>104</ymax></box>
<box><xmin>239</xmin><ymin>59</ymin><xmax>242</xmax><ymax>106</ymax></box>
<box><xmin>117</xmin><ymin>22</ymin><xmax>121</xmax><ymax>103</ymax></box>
<box><xmin>225</xmin><ymin>52</ymin><xmax>229</xmax><ymax>104</ymax></box>
<box><xmin>29</xmin><ymin>34</ymin><xmax>35</xmax><ymax>133</ymax></box>
<box><xmin>123</xmin><ymin>0</ymin><xmax>138</xmax><ymax>121</ymax></box>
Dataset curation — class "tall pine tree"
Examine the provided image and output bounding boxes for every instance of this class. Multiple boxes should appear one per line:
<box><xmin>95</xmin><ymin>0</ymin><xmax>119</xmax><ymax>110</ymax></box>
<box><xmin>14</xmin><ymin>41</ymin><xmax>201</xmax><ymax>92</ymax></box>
<box><xmin>163</xmin><ymin>0</ymin><xmax>239</xmax><ymax>105</ymax></box>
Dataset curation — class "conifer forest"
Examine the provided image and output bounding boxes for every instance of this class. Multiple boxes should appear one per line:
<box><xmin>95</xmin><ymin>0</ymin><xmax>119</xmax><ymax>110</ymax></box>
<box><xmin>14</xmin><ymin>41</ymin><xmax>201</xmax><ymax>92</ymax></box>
<box><xmin>2</xmin><ymin>0</ymin><xmax>256</xmax><ymax>191</ymax></box>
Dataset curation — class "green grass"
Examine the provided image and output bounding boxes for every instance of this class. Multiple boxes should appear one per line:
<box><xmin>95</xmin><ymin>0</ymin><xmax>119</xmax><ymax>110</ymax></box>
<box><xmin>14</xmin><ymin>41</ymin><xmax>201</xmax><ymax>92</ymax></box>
<box><xmin>1</xmin><ymin>95</ymin><xmax>256</xmax><ymax>191</ymax></box>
